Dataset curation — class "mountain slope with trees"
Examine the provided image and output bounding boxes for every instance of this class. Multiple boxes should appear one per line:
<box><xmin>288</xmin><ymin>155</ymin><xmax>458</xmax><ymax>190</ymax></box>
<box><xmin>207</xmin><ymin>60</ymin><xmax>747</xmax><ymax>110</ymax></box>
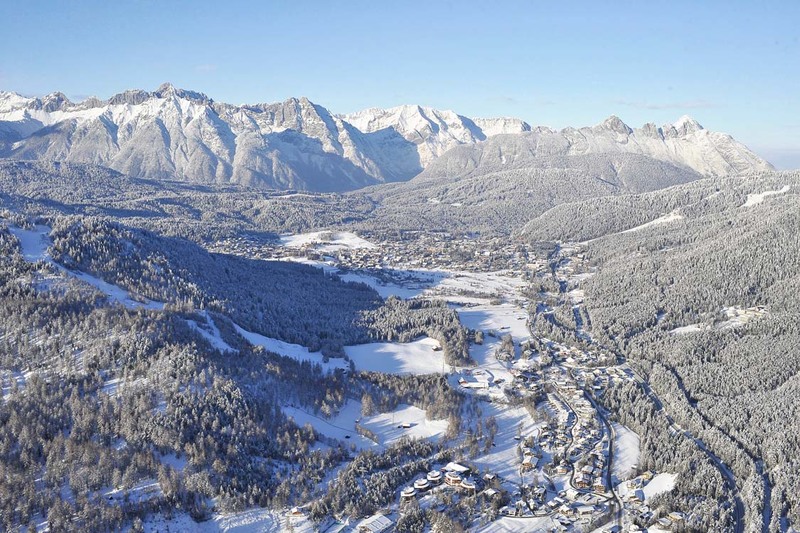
<box><xmin>524</xmin><ymin>171</ymin><xmax>800</xmax><ymax>529</ymax></box>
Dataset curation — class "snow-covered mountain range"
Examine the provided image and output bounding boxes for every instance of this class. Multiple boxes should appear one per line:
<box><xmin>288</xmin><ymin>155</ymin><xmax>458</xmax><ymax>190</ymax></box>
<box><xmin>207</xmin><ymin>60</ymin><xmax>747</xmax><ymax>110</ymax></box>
<box><xmin>339</xmin><ymin>105</ymin><xmax>531</xmax><ymax>169</ymax></box>
<box><xmin>413</xmin><ymin>115</ymin><xmax>773</xmax><ymax>183</ymax></box>
<box><xmin>0</xmin><ymin>83</ymin><xmax>772</xmax><ymax>191</ymax></box>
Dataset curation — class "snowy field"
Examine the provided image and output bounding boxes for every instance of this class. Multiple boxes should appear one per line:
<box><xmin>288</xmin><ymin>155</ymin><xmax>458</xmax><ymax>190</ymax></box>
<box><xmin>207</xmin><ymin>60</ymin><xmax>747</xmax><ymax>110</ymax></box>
<box><xmin>671</xmin><ymin>306</ymin><xmax>767</xmax><ymax>335</ymax></box>
<box><xmin>70</xmin><ymin>268</ymin><xmax>164</xmax><ymax>310</ymax></box>
<box><xmin>617</xmin><ymin>472</ymin><xmax>677</xmax><ymax>502</ymax></box>
<box><xmin>566</xmin><ymin>288</ymin><xmax>585</xmax><ymax>304</ymax></box>
<box><xmin>459</xmin><ymin>341</ymin><xmax>515</xmax><ymax>398</ymax></box>
<box><xmin>344</xmin><ymin>337</ymin><xmax>445</xmax><ymax>375</ymax></box>
<box><xmin>360</xmin><ymin>404</ymin><xmax>448</xmax><ymax>446</ymax></box>
<box><xmin>670</xmin><ymin>323</ymin><xmax>710</xmax><ymax>335</ymax></box>
<box><xmin>717</xmin><ymin>306</ymin><xmax>768</xmax><ymax>328</ymax></box>
<box><xmin>474</xmin><ymin>515</ymin><xmax>556</xmax><ymax>532</ymax></box>
<box><xmin>456</xmin><ymin>303</ymin><xmax>530</xmax><ymax>341</ymax></box>
<box><xmin>158</xmin><ymin>452</ymin><xmax>188</xmax><ymax>472</ymax></box>
<box><xmin>642</xmin><ymin>472</ymin><xmax>677</xmax><ymax>500</ymax></box>
<box><xmin>456</xmin><ymin>302</ymin><xmax>531</xmax><ymax>393</ymax></box>
<box><xmin>283</xmin><ymin>400</ymin><xmax>378</xmax><ymax>450</ymax></box>
<box><xmin>611</xmin><ymin>423</ymin><xmax>640</xmax><ymax>485</ymax></box>
<box><xmin>279</xmin><ymin>231</ymin><xmax>375</xmax><ymax>252</ymax></box>
<box><xmin>423</xmin><ymin>270</ymin><xmax>527</xmax><ymax>303</ymax></box>
<box><xmin>338</xmin><ymin>270</ymin><xmax>425</xmax><ymax>299</ymax></box>
<box><xmin>188</xmin><ymin>313</ymin><xmax>238</xmax><ymax>354</ymax></box>
<box><xmin>233</xmin><ymin>322</ymin><xmax>349</xmax><ymax>372</ymax></box>
<box><xmin>742</xmin><ymin>185</ymin><xmax>790</xmax><ymax>207</ymax></box>
<box><xmin>8</xmin><ymin>224</ymin><xmax>51</xmax><ymax>261</ymax></box>
<box><xmin>144</xmin><ymin>508</ymin><xmax>290</xmax><ymax>533</ymax></box>
<box><xmin>335</xmin><ymin>268</ymin><xmax>526</xmax><ymax>303</ymax></box>
<box><xmin>1</xmin><ymin>370</ymin><xmax>30</xmax><ymax>399</ymax></box>
<box><xmin>100</xmin><ymin>377</ymin><xmax>125</xmax><ymax>396</ymax></box>
<box><xmin>472</xmin><ymin>404</ymin><xmax>541</xmax><ymax>481</ymax></box>
<box><xmin>621</xmin><ymin>210</ymin><xmax>684</xmax><ymax>234</ymax></box>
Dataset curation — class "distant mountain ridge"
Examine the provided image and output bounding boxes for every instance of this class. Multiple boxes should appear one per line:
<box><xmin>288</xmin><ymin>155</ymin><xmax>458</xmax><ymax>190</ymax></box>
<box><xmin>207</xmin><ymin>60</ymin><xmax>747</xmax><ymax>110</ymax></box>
<box><xmin>339</xmin><ymin>104</ymin><xmax>531</xmax><ymax>168</ymax></box>
<box><xmin>0</xmin><ymin>83</ymin><xmax>772</xmax><ymax>191</ymax></box>
<box><xmin>414</xmin><ymin>115</ymin><xmax>773</xmax><ymax>182</ymax></box>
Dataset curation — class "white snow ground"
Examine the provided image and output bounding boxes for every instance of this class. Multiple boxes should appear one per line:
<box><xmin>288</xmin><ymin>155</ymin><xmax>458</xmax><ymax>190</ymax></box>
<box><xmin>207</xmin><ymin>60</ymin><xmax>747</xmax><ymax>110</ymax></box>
<box><xmin>642</xmin><ymin>472</ymin><xmax>677</xmax><ymax>500</ymax></box>
<box><xmin>471</xmin><ymin>404</ymin><xmax>541</xmax><ymax>481</ymax></box>
<box><xmin>742</xmin><ymin>185</ymin><xmax>790</xmax><ymax>207</ymax></box>
<box><xmin>187</xmin><ymin>313</ymin><xmax>238</xmax><ymax>354</ymax></box>
<box><xmin>474</xmin><ymin>516</ymin><xmax>556</xmax><ymax>532</ymax></box>
<box><xmin>611</xmin><ymin>423</ymin><xmax>640</xmax><ymax>485</ymax></box>
<box><xmin>454</xmin><ymin>302</ymin><xmax>532</xmax><ymax>398</ymax></box>
<box><xmin>423</xmin><ymin>270</ymin><xmax>527</xmax><ymax>304</ymax></box>
<box><xmin>456</xmin><ymin>303</ymin><xmax>530</xmax><ymax>341</ymax></box>
<box><xmin>670</xmin><ymin>323</ymin><xmax>710</xmax><ymax>335</ymax></box>
<box><xmin>279</xmin><ymin>231</ymin><xmax>375</xmax><ymax>251</ymax></box>
<box><xmin>617</xmin><ymin>472</ymin><xmax>677</xmax><ymax>502</ymax></box>
<box><xmin>232</xmin><ymin>322</ymin><xmax>349</xmax><ymax>372</ymax></box>
<box><xmin>338</xmin><ymin>270</ymin><xmax>424</xmax><ymax>299</ymax></box>
<box><xmin>283</xmin><ymin>400</ymin><xmax>377</xmax><ymax>450</ymax></box>
<box><xmin>8</xmin><ymin>224</ymin><xmax>51</xmax><ymax>261</ymax></box>
<box><xmin>285</xmin><ymin>401</ymin><xmax>447</xmax><ymax>450</ymax></box>
<box><xmin>344</xmin><ymin>337</ymin><xmax>445</xmax><ymax>375</ymax></box>
<box><xmin>144</xmin><ymin>508</ymin><xmax>286</xmax><ymax>533</ymax></box>
<box><xmin>360</xmin><ymin>404</ymin><xmax>448</xmax><ymax>446</ymax></box>
<box><xmin>621</xmin><ymin>211</ymin><xmax>684</xmax><ymax>234</ymax></box>
<box><xmin>670</xmin><ymin>306</ymin><xmax>767</xmax><ymax>335</ymax></box>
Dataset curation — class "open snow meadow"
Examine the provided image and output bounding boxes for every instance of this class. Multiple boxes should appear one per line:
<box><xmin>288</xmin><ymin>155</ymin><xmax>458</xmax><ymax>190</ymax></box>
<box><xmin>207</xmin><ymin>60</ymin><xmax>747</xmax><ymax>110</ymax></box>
<box><xmin>345</xmin><ymin>337</ymin><xmax>446</xmax><ymax>375</ymax></box>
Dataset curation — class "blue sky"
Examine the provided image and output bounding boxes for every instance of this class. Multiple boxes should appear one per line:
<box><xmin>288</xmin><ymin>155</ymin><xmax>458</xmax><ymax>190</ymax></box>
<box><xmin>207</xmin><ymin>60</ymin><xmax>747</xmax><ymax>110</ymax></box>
<box><xmin>2</xmin><ymin>0</ymin><xmax>799</xmax><ymax>167</ymax></box>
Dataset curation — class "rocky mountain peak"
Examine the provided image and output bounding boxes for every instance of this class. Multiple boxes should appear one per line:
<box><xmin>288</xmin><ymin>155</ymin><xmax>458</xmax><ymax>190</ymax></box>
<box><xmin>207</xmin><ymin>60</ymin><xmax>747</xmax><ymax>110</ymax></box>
<box><xmin>40</xmin><ymin>92</ymin><xmax>71</xmax><ymax>112</ymax></box>
<box><xmin>599</xmin><ymin>115</ymin><xmax>633</xmax><ymax>135</ymax></box>
<box><xmin>153</xmin><ymin>83</ymin><xmax>210</xmax><ymax>104</ymax></box>
<box><xmin>668</xmin><ymin>115</ymin><xmax>704</xmax><ymax>136</ymax></box>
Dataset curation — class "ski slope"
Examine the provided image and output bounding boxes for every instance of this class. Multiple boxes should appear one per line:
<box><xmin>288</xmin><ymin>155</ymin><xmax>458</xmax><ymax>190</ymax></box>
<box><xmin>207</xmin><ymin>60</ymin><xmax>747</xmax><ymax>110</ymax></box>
<box><xmin>8</xmin><ymin>224</ymin><xmax>164</xmax><ymax>310</ymax></box>
<box><xmin>232</xmin><ymin>322</ymin><xmax>349</xmax><ymax>372</ymax></box>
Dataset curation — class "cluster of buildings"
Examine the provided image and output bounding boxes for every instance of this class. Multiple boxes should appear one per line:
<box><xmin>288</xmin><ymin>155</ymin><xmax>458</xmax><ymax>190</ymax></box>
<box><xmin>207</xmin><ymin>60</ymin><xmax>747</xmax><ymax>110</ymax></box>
<box><xmin>572</xmin><ymin>366</ymin><xmax>634</xmax><ymax>397</ymax></box>
<box><xmin>509</xmin><ymin>357</ymin><xmax>544</xmax><ymax>397</ymax></box>
<box><xmin>500</xmin><ymin>486</ymin><xmax>611</xmax><ymax>528</ymax></box>
<box><xmin>399</xmin><ymin>462</ymin><xmax>484</xmax><ymax>503</ymax></box>
<box><xmin>342</xmin><ymin>231</ymin><xmax>539</xmax><ymax>273</ymax></box>
<box><xmin>617</xmin><ymin>474</ymin><xmax>687</xmax><ymax>531</ymax></box>
<box><xmin>457</xmin><ymin>368</ymin><xmax>493</xmax><ymax>390</ymax></box>
<box><xmin>550</xmin><ymin>343</ymin><xmax>618</xmax><ymax>369</ymax></box>
<box><xmin>209</xmin><ymin>230</ymin><xmax>541</xmax><ymax>275</ymax></box>
<box><xmin>539</xmin><ymin>418</ymin><xmax>572</xmax><ymax>456</ymax></box>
